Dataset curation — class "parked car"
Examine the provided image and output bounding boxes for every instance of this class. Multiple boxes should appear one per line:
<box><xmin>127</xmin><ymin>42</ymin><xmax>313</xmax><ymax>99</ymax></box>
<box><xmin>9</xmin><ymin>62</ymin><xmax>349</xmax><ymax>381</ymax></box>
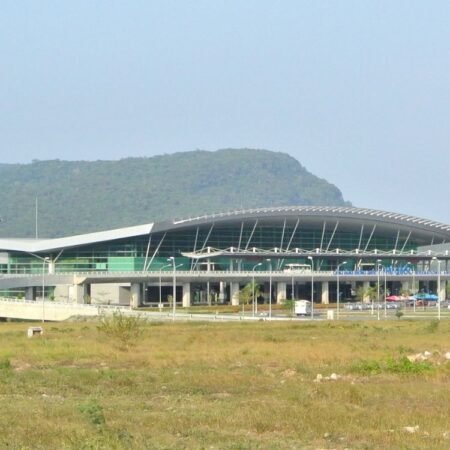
<box><xmin>386</xmin><ymin>303</ymin><xmax>400</xmax><ymax>309</ymax></box>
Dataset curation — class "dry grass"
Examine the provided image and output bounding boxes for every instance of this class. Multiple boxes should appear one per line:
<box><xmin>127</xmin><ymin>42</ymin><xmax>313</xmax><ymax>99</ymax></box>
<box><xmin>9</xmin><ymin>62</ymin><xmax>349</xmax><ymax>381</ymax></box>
<box><xmin>0</xmin><ymin>319</ymin><xmax>449</xmax><ymax>449</ymax></box>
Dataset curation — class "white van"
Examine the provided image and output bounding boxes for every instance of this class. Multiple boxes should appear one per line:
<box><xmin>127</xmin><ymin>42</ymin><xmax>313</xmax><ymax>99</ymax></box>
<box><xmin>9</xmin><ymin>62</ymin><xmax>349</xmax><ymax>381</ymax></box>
<box><xmin>294</xmin><ymin>300</ymin><xmax>312</xmax><ymax>316</ymax></box>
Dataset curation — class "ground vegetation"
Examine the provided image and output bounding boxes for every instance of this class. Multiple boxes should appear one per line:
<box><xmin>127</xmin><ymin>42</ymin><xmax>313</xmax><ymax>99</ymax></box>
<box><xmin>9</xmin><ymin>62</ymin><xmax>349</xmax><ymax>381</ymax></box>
<box><xmin>0</xmin><ymin>319</ymin><xmax>449</xmax><ymax>449</ymax></box>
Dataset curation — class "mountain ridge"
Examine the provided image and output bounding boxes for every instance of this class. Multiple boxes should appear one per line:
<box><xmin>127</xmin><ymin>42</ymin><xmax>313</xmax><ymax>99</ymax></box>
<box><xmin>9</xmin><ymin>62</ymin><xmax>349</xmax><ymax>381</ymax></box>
<box><xmin>0</xmin><ymin>148</ymin><xmax>350</xmax><ymax>238</ymax></box>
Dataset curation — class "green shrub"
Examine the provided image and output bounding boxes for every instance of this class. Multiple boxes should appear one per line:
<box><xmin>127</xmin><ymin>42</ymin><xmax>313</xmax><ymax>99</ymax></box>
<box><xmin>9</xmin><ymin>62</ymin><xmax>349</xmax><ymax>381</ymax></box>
<box><xmin>78</xmin><ymin>399</ymin><xmax>105</xmax><ymax>426</ymax></box>
<box><xmin>97</xmin><ymin>311</ymin><xmax>145</xmax><ymax>350</ymax></box>
<box><xmin>352</xmin><ymin>359</ymin><xmax>382</xmax><ymax>375</ymax></box>
<box><xmin>352</xmin><ymin>356</ymin><xmax>433</xmax><ymax>376</ymax></box>
<box><xmin>385</xmin><ymin>356</ymin><xmax>433</xmax><ymax>374</ymax></box>
<box><xmin>0</xmin><ymin>358</ymin><xmax>11</xmax><ymax>370</ymax></box>
<box><xmin>424</xmin><ymin>319</ymin><xmax>440</xmax><ymax>333</ymax></box>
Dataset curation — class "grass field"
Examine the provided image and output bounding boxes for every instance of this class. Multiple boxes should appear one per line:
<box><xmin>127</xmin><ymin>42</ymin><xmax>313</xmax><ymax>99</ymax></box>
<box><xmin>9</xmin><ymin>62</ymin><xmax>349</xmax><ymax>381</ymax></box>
<box><xmin>0</xmin><ymin>317</ymin><xmax>449</xmax><ymax>449</ymax></box>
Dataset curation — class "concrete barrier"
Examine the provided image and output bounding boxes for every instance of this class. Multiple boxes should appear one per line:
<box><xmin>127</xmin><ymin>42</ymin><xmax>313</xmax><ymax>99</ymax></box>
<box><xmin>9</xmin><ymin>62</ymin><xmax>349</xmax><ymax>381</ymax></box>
<box><xmin>0</xmin><ymin>298</ymin><xmax>103</xmax><ymax>321</ymax></box>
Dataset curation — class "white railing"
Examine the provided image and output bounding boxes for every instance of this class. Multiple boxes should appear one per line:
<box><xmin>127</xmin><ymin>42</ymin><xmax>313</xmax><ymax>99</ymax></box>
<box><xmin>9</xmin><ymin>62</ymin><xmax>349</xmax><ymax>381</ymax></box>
<box><xmin>1</xmin><ymin>269</ymin><xmax>449</xmax><ymax>278</ymax></box>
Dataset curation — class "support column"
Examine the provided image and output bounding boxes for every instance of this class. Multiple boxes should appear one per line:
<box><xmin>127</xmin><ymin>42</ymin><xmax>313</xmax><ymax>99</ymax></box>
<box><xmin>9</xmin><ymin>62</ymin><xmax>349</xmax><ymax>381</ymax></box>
<box><xmin>71</xmin><ymin>284</ymin><xmax>87</xmax><ymax>304</ymax></box>
<box><xmin>363</xmin><ymin>281</ymin><xmax>371</xmax><ymax>303</ymax></box>
<box><xmin>53</xmin><ymin>285</ymin><xmax>70</xmax><ymax>302</ymax></box>
<box><xmin>25</xmin><ymin>287</ymin><xmax>34</xmax><ymax>300</ymax></box>
<box><xmin>439</xmin><ymin>282</ymin><xmax>446</xmax><ymax>303</ymax></box>
<box><xmin>321</xmin><ymin>281</ymin><xmax>329</xmax><ymax>304</ymax></box>
<box><xmin>230</xmin><ymin>282</ymin><xmax>240</xmax><ymax>306</ymax></box>
<box><xmin>401</xmin><ymin>281</ymin><xmax>410</xmax><ymax>295</ymax></box>
<box><xmin>219</xmin><ymin>281</ymin><xmax>225</xmax><ymax>303</ymax></box>
<box><xmin>48</xmin><ymin>261</ymin><xmax>55</xmax><ymax>274</ymax></box>
<box><xmin>277</xmin><ymin>282</ymin><xmax>287</xmax><ymax>304</ymax></box>
<box><xmin>182</xmin><ymin>283</ymin><xmax>191</xmax><ymax>307</ymax></box>
<box><xmin>130</xmin><ymin>283</ymin><xmax>142</xmax><ymax>308</ymax></box>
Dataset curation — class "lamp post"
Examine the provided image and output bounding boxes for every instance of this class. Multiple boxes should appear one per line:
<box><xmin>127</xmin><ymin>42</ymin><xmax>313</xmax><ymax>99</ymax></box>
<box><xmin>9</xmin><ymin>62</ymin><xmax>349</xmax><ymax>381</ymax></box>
<box><xmin>266</xmin><ymin>259</ymin><xmax>272</xmax><ymax>320</ymax></box>
<box><xmin>307</xmin><ymin>256</ymin><xmax>314</xmax><ymax>319</ymax></box>
<box><xmin>252</xmin><ymin>262</ymin><xmax>262</xmax><ymax>317</ymax></box>
<box><xmin>370</xmin><ymin>259</ymin><xmax>380</xmax><ymax>317</ymax></box>
<box><xmin>383</xmin><ymin>266</ymin><xmax>387</xmax><ymax>318</ymax></box>
<box><xmin>432</xmin><ymin>257</ymin><xmax>441</xmax><ymax>320</ymax></box>
<box><xmin>291</xmin><ymin>274</ymin><xmax>295</xmax><ymax>302</ymax></box>
<box><xmin>406</xmin><ymin>262</ymin><xmax>416</xmax><ymax>313</ymax></box>
<box><xmin>159</xmin><ymin>263</ymin><xmax>171</xmax><ymax>310</ymax></box>
<box><xmin>336</xmin><ymin>261</ymin><xmax>347</xmax><ymax>320</ymax></box>
<box><xmin>376</xmin><ymin>260</ymin><xmax>382</xmax><ymax>321</ymax></box>
<box><xmin>290</xmin><ymin>272</ymin><xmax>296</xmax><ymax>317</ymax></box>
<box><xmin>168</xmin><ymin>257</ymin><xmax>177</xmax><ymax>318</ymax></box>
<box><xmin>42</xmin><ymin>257</ymin><xmax>50</xmax><ymax>323</ymax></box>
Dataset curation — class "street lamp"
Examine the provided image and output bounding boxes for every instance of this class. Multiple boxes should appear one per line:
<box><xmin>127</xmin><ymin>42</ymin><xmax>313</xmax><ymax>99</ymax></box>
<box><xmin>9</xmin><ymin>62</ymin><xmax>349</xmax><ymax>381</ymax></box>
<box><xmin>307</xmin><ymin>256</ymin><xmax>314</xmax><ymax>319</ymax></box>
<box><xmin>252</xmin><ymin>262</ymin><xmax>262</xmax><ymax>317</ymax></box>
<box><xmin>159</xmin><ymin>263</ymin><xmax>172</xmax><ymax>310</ymax></box>
<box><xmin>406</xmin><ymin>262</ymin><xmax>416</xmax><ymax>313</ymax></box>
<box><xmin>42</xmin><ymin>257</ymin><xmax>50</xmax><ymax>323</ymax></box>
<box><xmin>336</xmin><ymin>261</ymin><xmax>347</xmax><ymax>320</ymax></box>
<box><xmin>168</xmin><ymin>257</ymin><xmax>179</xmax><ymax>318</ymax></box>
<box><xmin>432</xmin><ymin>257</ymin><xmax>441</xmax><ymax>320</ymax></box>
<box><xmin>383</xmin><ymin>265</ymin><xmax>387</xmax><ymax>318</ymax></box>
<box><xmin>291</xmin><ymin>273</ymin><xmax>295</xmax><ymax>301</ymax></box>
<box><xmin>266</xmin><ymin>259</ymin><xmax>272</xmax><ymax>320</ymax></box>
<box><xmin>376</xmin><ymin>260</ymin><xmax>382</xmax><ymax>321</ymax></box>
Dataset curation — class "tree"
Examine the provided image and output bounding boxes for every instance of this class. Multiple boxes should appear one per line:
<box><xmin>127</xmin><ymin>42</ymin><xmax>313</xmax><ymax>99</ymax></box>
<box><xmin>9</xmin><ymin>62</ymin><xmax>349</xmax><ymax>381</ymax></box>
<box><xmin>281</xmin><ymin>298</ymin><xmax>295</xmax><ymax>317</ymax></box>
<box><xmin>239</xmin><ymin>281</ymin><xmax>261</xmax><ymax>306</ymax></box>
<box><xmin>399</xmin><ymin>288</ymin><xmax>410</xmax><ymax>298</ymax></box>
<box><xmin>355</xmin><ymin>285</ymin><xmax>378</xmax><ymax>303</ymax></box>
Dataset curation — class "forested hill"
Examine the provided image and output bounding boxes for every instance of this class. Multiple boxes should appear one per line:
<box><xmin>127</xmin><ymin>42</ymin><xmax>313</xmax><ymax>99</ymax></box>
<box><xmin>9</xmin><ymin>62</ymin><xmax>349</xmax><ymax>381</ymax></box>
<box><xmin>0</xmin><ymin>149</ymin><xmax>350</xmax><ymax>238</ymax></box>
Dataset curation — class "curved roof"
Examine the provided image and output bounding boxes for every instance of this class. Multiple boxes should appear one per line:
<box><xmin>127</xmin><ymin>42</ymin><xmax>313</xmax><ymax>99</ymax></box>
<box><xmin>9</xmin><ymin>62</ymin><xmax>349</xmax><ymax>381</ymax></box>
<box><xmin>0</xmin><ymin>223</ymin><xmax>153</xmax><ymax>253</ymax></box>
<box><xmin>154</xmin><ymin>206</ymin><xmax>450</xmax><ymax>237</ymax></box>
<box><xmin>0</xmin><ymin>206</ymin><xmax>449</xmax><ymax>253</ymax></box>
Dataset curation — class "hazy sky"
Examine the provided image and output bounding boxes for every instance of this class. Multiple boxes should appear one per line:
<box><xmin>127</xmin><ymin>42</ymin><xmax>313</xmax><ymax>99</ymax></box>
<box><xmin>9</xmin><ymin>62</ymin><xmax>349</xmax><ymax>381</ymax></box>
<box><xmin>1</xmin><ymin>1</ymin><xmax>449</xmax><ymax>223</ymax></box>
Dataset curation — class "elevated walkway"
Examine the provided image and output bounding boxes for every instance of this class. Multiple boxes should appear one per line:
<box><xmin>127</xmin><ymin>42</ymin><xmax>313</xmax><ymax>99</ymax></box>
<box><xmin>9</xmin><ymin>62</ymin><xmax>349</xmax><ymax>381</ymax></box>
<box><xmin>0</xmin><ymin>271</ymin><xmax>449</xmax><ymax>295</ymax></box>
<box><xmin>0</xmin><ymin>274</ymin><xmax>77</xmax><ymax>290</ymax></box>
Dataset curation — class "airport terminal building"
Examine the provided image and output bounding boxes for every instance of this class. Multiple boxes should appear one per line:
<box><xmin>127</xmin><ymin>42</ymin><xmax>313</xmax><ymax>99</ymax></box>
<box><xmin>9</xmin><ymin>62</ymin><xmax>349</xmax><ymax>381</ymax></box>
<box><xmin>0</xmin><ymin>206</ymin><xmax>449</xmax><ymax>307</ymax></box>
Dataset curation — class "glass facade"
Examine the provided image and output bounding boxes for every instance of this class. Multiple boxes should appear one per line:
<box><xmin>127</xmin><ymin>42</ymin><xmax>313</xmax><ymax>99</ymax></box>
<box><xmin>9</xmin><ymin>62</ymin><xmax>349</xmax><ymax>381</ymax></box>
<box><xmin>2</xmin><ymin>219</ymin><xmax>429</xmax><ymax>274</ymax></box>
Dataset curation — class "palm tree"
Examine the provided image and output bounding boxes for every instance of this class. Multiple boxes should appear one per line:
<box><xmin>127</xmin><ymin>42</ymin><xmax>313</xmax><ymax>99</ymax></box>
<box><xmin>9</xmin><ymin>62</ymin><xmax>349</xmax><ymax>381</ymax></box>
<box><xmin>356</xmin><ymin>285</ymin><xmax>378</xmax><ymax>303</ymax></box>
<box><xmin>239</xmin><ymin>281</ymin><xmax>262</xmax><ymax>306</ymax></box>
